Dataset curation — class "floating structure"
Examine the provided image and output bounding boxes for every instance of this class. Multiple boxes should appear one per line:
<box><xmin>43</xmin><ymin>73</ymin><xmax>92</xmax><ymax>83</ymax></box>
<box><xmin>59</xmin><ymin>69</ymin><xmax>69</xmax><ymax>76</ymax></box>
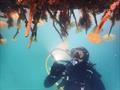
<box><xmin>0</xmin><ymin>0</ymin><xmax>120</xmax><ymax>47</ymax></box>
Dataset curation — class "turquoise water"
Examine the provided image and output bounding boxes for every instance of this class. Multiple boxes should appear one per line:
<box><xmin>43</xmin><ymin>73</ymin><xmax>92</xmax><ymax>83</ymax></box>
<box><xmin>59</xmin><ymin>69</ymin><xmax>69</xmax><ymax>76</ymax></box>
<box><xmin>0</xmin><ymin>14</ymin><xmax>120</xmax><ymax>90</ymax></box>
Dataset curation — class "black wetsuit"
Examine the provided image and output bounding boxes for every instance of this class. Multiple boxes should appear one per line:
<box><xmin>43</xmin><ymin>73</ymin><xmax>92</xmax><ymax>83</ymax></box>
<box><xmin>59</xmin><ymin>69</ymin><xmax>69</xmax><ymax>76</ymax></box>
<box><xmin>44</xmin><ymin>60</ymin><xmax>105</xmax><ymax>90</ymax></box>
<box><xmin>63</xmin><ymin>60</ymin><xmax>105</xmax><ymax>90</ymax></box>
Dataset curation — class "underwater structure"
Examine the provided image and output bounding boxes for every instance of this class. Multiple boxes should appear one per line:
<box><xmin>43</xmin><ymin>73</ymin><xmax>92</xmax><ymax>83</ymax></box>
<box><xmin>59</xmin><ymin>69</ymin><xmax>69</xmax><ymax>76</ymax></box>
<box><xmin>0</xmin><ymin>0</ymin><xmax>120</xmax><ymax>47</ymax></box>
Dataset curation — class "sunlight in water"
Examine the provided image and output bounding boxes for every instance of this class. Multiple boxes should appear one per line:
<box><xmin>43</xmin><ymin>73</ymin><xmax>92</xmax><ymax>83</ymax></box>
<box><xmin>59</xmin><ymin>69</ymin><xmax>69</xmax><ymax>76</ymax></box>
<box><xmin>51</xmin><ymin>41</ymin><xmax>70</xmax><ymax>61</ymax></box>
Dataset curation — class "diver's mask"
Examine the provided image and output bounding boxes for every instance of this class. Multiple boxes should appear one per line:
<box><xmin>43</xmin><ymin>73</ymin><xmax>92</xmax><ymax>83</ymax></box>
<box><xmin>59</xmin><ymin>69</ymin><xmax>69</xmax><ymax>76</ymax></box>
<box><xmin>70</xmin><ymin>47</ymin><xmax>89</xmax><ymax>63</ymax></box>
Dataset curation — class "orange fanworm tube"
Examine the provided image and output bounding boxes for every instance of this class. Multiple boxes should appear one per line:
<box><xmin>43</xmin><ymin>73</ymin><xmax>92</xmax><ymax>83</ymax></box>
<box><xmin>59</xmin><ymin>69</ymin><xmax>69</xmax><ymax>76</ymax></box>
<box><xmin>95</xmin><ymin>0</ymin><xmax>120</xmax><ymax>33</ymax></box>
<box><xmin>25</xmin><ymin>0</ymin><xmax>36</xmax><ymax>37</ymax></box>
<box><xmin>95</xmin><ymin>10</ymin><xmax>112</xmax><ymax>33</ymax></box>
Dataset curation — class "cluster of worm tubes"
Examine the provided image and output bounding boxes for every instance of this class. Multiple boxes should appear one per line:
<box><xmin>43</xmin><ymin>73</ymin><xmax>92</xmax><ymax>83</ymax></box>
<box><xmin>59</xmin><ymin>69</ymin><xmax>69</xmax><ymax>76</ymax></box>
<box><xmin>0</xmin><ymin>0</ymin><xmax>120</xmax><ymax>46</ymax></box>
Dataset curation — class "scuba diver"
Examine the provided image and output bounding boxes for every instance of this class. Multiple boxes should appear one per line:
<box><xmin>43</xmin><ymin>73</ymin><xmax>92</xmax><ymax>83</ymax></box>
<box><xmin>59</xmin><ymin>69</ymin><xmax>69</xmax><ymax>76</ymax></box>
<box><xmin>44</xmin><ymin>47</ymin><xmax>105</xmax><ymax>90</ymax></box>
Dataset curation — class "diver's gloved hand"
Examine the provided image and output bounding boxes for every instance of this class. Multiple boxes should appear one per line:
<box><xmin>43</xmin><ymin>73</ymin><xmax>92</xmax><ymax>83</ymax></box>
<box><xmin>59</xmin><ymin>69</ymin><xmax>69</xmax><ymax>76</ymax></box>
<box><xmin>44</xmin><ymin>62</ymin><xmax>66</xmax><ymax>88</ymax></box>
<box><xmin>50</xmin><ymin>62</ymin><xmax>66</xmax><ymax>76</ymax></box>
<box><xmin>44</xmin><ymin>75</ymin><xmax>60</xmax><ymax>88</ymax></box>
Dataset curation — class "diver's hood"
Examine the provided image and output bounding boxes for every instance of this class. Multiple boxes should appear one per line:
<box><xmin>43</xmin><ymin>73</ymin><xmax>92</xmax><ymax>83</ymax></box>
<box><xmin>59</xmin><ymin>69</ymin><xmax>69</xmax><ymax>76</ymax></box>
<box><xmin>70</xmin><ymin>47</ymin><xmax>89</xmax><ymax>62</ymax></box>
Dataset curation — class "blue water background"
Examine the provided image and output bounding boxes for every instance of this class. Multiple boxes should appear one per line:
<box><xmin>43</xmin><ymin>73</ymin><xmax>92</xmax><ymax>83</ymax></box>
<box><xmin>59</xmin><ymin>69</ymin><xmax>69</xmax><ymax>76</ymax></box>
<box><xmin>0</xmin><ymin>12</ymin><xmax>120</xmax><ymax>90</ymax></box>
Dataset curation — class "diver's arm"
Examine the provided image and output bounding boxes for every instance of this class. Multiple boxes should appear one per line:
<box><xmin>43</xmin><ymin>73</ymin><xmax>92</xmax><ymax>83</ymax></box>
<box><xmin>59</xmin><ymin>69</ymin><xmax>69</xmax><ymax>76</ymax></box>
<box><xmin>44</xmin><ymin>62</ymin><xmax>66</xmax><ymax>88</ymax></box>
<box><xmin>44</xmin><ymin>74</ymin><xmax>62</xmax><ymax>88</ymax></box>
